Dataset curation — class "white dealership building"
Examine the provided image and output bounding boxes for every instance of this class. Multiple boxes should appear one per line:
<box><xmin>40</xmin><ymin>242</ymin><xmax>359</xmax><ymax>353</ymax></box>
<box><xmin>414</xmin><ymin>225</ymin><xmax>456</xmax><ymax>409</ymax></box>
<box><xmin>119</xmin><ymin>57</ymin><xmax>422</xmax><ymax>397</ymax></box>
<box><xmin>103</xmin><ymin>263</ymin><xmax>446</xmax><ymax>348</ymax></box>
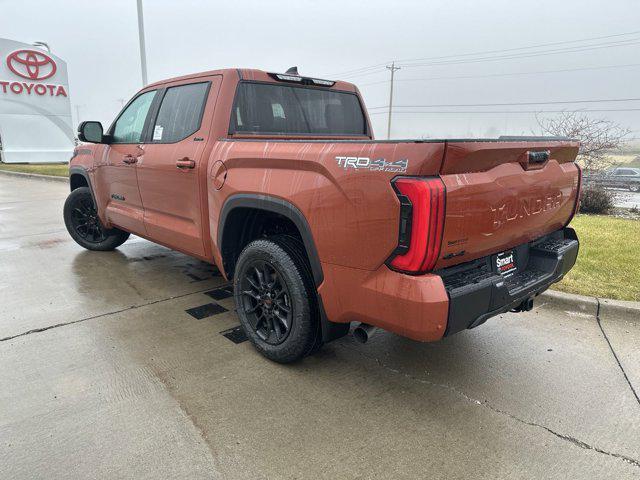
<box><xmin>0</xmin><ymin>38</ymin><xmax>73</xmax><ymax>163</ymax></box>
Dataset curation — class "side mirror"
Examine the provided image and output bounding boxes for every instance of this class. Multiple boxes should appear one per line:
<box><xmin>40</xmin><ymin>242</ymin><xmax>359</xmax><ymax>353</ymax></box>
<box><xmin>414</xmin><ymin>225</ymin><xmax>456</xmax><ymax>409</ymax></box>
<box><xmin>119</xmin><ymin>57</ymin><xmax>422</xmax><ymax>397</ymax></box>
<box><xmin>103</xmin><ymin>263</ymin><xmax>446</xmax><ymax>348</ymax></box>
<box><xmin>78</xmin><ymin>121</ymin><xmax>105</xmax><ymax>143</ymax></box>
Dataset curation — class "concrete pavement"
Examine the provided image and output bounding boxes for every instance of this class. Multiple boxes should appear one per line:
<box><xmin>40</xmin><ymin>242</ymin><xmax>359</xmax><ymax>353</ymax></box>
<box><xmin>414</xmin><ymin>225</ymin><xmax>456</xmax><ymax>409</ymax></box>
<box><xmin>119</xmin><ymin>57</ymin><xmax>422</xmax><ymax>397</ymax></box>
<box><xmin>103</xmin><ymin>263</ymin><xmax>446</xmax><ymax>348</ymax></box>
<box><xmin>1</xmin><ymin>174</ymin><xmax>639</xmax><ymax>479</ymax></box>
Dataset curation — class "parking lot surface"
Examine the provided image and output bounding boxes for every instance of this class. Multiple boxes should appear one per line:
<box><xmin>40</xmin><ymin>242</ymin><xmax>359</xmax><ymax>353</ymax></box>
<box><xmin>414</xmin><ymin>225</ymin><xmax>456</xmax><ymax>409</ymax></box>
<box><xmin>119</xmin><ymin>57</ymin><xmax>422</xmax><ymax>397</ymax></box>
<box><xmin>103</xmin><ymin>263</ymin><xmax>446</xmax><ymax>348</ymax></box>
<box><xmin>1</xmin><ymin>174</ymin><xmax>639</xmax><ymax>479</ymax></box>
<box><xmin>612</xmin><ymin>189</ymin><xmax>640</xmax><ymax>210</ymax></box>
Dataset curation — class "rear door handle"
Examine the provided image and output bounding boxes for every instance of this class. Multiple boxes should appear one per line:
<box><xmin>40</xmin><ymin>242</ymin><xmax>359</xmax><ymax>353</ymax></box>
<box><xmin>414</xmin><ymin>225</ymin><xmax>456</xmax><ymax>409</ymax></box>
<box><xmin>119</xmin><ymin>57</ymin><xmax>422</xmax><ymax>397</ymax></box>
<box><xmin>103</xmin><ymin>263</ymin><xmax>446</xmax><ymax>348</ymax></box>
<box><xmin>122</xmin><ymin>155</ymin><xmax>137</xmax><ymax>165</ymax></box>
<box><xmin>176</xmin><ymin>158</ymin><xmax>196</xmax><ymax>169</ymax></box>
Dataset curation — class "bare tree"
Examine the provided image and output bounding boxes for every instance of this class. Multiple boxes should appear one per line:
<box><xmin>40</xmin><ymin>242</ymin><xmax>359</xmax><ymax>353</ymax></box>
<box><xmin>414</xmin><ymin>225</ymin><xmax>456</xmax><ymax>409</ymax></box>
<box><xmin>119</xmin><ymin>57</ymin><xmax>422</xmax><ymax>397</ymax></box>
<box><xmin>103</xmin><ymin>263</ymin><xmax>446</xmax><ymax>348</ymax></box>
<box><xmin>537</xmin><ymin>112</ymin><xmax>631</xmax><ymax>172</ymax></box>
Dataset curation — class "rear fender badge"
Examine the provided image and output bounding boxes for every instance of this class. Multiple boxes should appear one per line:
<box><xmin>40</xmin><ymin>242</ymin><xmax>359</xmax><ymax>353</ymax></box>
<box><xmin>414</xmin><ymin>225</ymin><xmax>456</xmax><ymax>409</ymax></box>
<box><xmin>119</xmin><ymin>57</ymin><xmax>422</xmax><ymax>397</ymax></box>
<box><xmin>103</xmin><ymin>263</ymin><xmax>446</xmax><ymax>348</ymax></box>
<box><xmin>335</xmin><ymin>156</ymin><xmax>408</xmax><ymax>173</ymax></box>
<box><xmin>111</xmin><ymin>193</ymin><xmax>125</xmax><ymax>201</ymax></box>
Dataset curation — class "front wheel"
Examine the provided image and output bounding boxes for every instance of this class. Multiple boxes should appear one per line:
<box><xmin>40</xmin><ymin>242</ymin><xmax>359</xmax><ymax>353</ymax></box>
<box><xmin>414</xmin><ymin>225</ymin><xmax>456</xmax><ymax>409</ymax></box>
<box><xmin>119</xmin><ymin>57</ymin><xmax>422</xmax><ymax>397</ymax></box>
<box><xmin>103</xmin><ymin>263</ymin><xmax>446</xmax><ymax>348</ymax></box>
<box><xmin>233</xmin><ymin>236</ymin><xmax>320</xmax><ymax>363</ymax></box>
<box><xmin>629</xmin><ymin>184</ymin><xmax>639</xmax><ymax>192</ymax></box>
<box><xmin>63</xmin><ymin>187</ymin><xmax>130</xmax><ymax>251</ymax></box>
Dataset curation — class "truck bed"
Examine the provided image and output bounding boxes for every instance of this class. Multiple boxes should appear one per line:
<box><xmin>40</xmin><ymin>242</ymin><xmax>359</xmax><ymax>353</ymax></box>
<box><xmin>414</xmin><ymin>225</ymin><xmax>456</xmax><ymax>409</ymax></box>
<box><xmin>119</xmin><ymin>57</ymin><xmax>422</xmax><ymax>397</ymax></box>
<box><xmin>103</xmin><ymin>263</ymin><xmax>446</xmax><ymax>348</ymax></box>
<box><xmin>217</xmin><ymin>135</ymin><xmax>580</xmax><ymax>271</ymax></box>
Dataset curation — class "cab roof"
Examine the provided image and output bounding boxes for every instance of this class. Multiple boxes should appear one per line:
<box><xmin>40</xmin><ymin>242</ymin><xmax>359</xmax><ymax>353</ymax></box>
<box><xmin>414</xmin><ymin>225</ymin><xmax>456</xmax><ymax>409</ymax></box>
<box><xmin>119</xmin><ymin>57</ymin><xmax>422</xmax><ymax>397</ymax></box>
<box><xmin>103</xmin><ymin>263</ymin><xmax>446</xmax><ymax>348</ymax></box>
<box><xmin>145</xmin><ymin>68</ymin><xmax>358</xmax><ymax>92</ymax></box>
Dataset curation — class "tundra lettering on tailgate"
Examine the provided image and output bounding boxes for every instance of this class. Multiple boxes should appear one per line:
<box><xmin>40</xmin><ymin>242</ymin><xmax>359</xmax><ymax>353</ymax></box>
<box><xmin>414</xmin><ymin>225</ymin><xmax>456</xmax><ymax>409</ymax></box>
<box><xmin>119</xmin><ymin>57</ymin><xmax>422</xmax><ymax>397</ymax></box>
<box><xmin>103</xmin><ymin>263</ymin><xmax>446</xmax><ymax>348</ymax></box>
<box><xmin>491</xmin><ymin>191</ymin><xmax>562</xmax><ymax>230</ymax></box>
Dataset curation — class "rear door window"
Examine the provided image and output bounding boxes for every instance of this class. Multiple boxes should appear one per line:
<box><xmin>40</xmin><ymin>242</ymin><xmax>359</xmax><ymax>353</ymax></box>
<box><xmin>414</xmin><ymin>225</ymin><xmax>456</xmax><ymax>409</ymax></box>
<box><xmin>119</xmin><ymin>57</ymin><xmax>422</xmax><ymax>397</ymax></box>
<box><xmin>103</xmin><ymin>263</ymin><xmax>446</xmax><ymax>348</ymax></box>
<box><xmin>151</xmin><ymin>82</ymin><xmax>209</xmax><ymax>143</ymax></box>
<box><xmin>230</xmin><ymin>82</ymin><xmax>367</xmax><ymax>136</ymax></box>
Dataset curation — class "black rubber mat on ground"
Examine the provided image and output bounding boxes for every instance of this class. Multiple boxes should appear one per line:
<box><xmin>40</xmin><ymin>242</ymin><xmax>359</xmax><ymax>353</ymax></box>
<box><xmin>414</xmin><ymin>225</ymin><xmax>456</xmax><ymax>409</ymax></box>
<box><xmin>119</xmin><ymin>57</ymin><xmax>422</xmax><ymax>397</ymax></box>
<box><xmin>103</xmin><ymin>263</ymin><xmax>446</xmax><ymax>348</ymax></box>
<box><xmin>220</xmin><ymin>325</ymin><xmax>248</xmax><ymax>344</ymax></box>
<box><xmin>185</xmin><ymin>302</ymin><xmax>228</xmax><ymax>319</ymax></box>
<box><xmin>205</xmin><ymin>285</ymin><xmax>234</xmax><ymax>301</ymax></box>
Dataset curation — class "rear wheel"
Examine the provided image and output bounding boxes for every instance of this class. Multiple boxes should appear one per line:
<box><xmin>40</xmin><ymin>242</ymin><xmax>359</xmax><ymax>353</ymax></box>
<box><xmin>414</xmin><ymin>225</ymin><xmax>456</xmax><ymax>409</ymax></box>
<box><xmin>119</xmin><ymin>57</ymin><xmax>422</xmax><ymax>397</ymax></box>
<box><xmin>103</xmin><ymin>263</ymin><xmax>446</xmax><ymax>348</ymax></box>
<box><xmin>234</xmin><ymin>236</ymin><xmax>320</xmax><ymax>363</ymax></box>
<box><xmin>63</xmin><ymin>187</ymin><xmax>129</xmax><ymax>251</ymax></box>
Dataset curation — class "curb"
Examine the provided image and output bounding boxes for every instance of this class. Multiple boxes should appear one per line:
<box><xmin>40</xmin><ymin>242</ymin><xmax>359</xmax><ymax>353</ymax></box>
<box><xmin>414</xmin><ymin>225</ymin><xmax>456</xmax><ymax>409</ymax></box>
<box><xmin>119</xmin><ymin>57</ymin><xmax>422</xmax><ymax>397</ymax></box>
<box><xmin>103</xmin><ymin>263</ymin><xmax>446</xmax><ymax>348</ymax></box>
<box><xmin>0</xmin><ymin>169</ymin><xmax>67</xmax><ymax>183</ymax></box>
<box><xmin>599</xmin><ymin>297</ymin><xmax>640</xmax><ymax>323</ymax></box>
<box><xmin>543</xmin><ymin>289</ymin><xmax>640</xmax><ymax>323</ymax></box>
<box><xmin>540</xmin><ymin>289</ymin><xmax>598</xmax><ymax>316</ymax></box>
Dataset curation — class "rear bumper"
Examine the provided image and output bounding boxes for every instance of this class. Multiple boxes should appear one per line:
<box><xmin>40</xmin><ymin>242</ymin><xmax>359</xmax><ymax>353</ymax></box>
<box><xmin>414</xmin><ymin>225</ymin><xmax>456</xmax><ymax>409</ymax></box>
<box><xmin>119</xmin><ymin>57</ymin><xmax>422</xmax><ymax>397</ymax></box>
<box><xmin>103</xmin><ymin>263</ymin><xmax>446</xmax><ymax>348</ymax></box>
<box><xmin>318</xmin><ymin>227</ymin><xmax>579</xmax><ymax>342</ymax></box>
<box><xmin>440</xmin><ymin>227</ymin><xmax>579</xmax><ymax>336</ymax></box>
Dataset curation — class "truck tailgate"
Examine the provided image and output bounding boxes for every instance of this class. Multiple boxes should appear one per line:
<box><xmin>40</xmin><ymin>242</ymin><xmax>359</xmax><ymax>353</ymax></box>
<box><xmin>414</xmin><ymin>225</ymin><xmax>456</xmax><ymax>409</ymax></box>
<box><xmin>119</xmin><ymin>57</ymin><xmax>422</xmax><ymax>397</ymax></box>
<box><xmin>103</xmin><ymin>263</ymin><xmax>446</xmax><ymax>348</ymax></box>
<box><xmin>436</xmin><ymin>140</ymin><xmax>580</xmax><ymax>270</ymax></box>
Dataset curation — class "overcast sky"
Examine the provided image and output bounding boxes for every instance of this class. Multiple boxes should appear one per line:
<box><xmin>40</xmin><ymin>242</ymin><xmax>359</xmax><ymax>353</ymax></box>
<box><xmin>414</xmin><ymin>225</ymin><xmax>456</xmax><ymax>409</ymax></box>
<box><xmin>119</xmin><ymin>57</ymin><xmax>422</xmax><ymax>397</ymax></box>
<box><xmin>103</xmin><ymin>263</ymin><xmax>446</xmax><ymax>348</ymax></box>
<box><xmin>3</xmin><ymin>0</ymin><xmax>639</xmax><ymax>139</ymax></box>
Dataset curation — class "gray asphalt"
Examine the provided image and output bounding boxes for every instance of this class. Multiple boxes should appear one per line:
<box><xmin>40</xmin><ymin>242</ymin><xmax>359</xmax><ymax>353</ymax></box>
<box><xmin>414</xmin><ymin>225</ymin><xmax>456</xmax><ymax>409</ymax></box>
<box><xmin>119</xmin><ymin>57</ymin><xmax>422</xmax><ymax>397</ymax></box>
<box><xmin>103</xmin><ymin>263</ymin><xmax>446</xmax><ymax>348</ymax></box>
<box><xmin>1</xmin><ymin>174</ymin><xmax>639</xmax><ymax>479</ymax></box>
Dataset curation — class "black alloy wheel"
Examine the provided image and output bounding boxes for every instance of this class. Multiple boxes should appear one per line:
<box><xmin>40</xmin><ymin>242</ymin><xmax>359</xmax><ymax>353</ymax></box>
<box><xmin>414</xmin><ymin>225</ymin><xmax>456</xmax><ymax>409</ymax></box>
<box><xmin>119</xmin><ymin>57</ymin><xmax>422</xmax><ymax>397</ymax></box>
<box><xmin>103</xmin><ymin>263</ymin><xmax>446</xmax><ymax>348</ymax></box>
<box><xmin>239</xmin><ymin>260</ymin><xmax>293</xmax><ymax>345</ymax></box>
<box><xmin>233</xmin><ymin>236</ymin><xmax>320</xmax><ymax>363</ymax></box>
<box><xmin>63</xmin><ymin>187</ymin><xmax>130</xmax><ymax>251</ymax></box>
<box><xmin>70</xmin><ymin>195</ymin><xmax>108</xmax><ymax>243</ymax></box>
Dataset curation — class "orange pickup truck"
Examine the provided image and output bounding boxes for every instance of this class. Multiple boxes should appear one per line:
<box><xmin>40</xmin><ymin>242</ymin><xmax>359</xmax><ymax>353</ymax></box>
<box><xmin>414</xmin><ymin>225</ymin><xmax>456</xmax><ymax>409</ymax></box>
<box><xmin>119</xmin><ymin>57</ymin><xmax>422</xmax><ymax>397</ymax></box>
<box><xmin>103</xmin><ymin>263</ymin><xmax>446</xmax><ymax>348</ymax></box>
<box><xmin>65</xmin><ymin>67</ymin><xmax>581</xmax><ymax>363</ymax></box>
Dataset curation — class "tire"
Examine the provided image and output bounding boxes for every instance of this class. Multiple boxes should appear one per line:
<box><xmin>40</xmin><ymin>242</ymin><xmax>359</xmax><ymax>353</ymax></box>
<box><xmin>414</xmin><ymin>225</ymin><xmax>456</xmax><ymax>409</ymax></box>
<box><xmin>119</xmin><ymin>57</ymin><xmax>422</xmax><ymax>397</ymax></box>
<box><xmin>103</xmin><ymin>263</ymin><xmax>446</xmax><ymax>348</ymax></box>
<box><xmin>233</xmin><ymin>235</ymin><xmax>321</xmax><ymax>363</ymax></box>
<box><xmin>629</xmin><ymin>184</ymin><xmax>639</xmax><ymax>192</ymax></box>
<box><xmin>63</xmin><ymin>187</ymin><xmax>130</xmax><ymax>251</ymax></box>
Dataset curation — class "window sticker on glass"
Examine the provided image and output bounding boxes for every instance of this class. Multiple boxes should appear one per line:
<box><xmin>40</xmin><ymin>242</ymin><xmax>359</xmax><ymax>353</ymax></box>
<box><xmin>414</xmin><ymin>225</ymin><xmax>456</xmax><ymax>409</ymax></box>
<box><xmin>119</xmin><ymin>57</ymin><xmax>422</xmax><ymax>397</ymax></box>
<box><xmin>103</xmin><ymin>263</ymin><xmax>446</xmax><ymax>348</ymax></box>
<box><xmin>153</xmin><ymin>125</ymin><xmax>164</xmax><ymax>141</ymax></box>
<box><xmin>272</xmin><ymin>103</ymin><xmax>285</xmax><ymax>119</ymax></box>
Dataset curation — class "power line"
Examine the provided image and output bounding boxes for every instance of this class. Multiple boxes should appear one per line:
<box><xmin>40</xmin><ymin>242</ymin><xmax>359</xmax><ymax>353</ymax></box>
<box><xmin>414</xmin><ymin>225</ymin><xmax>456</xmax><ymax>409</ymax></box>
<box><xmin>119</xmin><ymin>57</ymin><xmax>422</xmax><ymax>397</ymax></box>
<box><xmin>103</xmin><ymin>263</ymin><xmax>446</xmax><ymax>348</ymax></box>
<box><xmin>395</xmin><ymin>39</ymin><xmax>640</xmax><ymax>69</ymax></box>
<box><xmin>395</xmin><ymin>31</ymin><xmax>640</xmax><ymax>65</ymax></box>
<box><xmin>366</xmin><ymin>97</ymin><xmax>640</xmax><ymax>110</ymax></box>
<box><xmin>329</xmin><ymin>29</ymin><xmax>640</xmax><ymax>77</ymax></box>
<box><xmin>357</xmin><ymin>63</ymin><xmax>640</xmax><ymax>87</ymax></box>
<box><xmin>368</xmin><ymin>108</ymin><xmax>640</xmax><ymax>115</ymax></box>
<box><xmin>338</xmin><ymin>38</ymin><xmax>640</xmax><ymax>80</ymax></box>
<box><xmin>330</xmin><ymin>30</ymin><xmax>640</xmax><ymax>76</ymax></box>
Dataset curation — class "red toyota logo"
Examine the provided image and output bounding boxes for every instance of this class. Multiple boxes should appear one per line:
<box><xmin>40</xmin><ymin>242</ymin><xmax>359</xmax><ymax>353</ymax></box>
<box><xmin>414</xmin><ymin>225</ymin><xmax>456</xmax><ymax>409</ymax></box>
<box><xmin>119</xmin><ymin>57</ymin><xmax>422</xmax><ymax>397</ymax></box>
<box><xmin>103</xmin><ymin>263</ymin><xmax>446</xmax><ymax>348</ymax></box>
<box><xmin>6</xmin><ymin>49</ymin><xmax>57</xmax><ymax>81</ymax></box>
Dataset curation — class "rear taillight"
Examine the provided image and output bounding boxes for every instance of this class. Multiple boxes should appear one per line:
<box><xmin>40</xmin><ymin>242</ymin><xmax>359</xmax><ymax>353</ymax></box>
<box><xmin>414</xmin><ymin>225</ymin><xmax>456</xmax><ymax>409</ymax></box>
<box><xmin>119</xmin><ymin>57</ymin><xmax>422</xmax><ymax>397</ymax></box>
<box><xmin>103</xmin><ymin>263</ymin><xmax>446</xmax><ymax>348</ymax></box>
<box><xmin>387</xmin><ymin>176</ymin><xmax>446</xmax><ymax>274</ymax></box>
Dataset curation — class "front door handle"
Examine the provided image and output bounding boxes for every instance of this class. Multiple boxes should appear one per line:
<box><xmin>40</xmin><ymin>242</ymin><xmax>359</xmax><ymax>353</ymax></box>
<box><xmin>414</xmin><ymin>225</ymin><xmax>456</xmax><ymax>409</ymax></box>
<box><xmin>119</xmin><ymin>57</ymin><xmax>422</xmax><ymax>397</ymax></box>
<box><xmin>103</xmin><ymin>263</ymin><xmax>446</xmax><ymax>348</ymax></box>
<box><xmin>176</xmin><ymin>158</ymin><xmax>196</xmax><ymax>169</ymax></box>
<box><xmin>122</xmin><ymin>155</ymin><xmax>137</xmax><ymax>165</ymax></box>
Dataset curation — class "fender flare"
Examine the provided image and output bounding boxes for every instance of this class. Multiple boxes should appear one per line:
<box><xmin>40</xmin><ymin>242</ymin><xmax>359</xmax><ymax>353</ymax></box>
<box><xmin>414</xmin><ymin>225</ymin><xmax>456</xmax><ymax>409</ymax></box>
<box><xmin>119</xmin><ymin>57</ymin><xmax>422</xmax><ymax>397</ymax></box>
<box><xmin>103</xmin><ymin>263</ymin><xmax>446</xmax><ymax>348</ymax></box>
<box><xmin>69</xmin><ymin>166</ymin><xmax>97</xmax><ymax>207</ymax></box>
<box><xmin>217</xmin><ymin>194</ymin><xmax>324</xmax><ymax>286</ymax></box>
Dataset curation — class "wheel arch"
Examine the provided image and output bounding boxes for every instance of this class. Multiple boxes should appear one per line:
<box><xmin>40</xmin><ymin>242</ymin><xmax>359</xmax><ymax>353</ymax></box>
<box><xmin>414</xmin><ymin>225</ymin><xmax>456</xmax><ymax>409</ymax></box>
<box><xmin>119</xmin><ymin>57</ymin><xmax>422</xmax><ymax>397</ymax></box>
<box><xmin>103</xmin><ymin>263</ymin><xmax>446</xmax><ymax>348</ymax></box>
<box><xmin>218</xmin><ymin>194</ymin><xmax>323</xmax><ymax>287</ymax></box>
<box><xmin>69</xmin><ymin>166</ymin><xmax>97</xmax><ymax>207</ymax></box>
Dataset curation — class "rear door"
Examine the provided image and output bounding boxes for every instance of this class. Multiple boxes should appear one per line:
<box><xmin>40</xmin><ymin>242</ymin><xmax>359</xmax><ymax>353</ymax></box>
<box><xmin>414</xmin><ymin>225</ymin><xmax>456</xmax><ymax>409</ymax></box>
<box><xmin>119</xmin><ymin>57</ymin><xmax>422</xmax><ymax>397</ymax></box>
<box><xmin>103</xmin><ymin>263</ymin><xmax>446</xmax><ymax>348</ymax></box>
<box><xmin>136</xmin><ymin>77</ymin><xmax>220</xmax><ymax>256</ymax></box>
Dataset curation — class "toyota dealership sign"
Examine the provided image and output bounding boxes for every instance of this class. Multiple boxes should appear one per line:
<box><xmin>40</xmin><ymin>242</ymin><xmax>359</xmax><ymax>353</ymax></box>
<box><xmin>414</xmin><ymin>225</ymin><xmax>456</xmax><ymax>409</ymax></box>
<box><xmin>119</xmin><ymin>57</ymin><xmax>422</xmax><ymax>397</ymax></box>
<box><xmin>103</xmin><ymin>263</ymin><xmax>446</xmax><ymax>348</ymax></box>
<box><xmin>0</xmin><ymin>38</ymin><xmax>73</xmax><ymax>163</ymax></box>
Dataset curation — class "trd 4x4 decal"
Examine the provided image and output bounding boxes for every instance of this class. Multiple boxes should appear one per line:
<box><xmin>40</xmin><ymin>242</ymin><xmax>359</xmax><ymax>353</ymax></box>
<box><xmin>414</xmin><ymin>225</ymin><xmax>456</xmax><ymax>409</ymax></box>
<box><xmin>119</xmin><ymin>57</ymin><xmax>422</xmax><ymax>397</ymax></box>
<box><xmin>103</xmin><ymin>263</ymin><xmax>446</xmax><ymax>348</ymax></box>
<box><xmin>335</xmin><ymin>156</ymin><xmax>408</xmax><ymax>173</ymax></box>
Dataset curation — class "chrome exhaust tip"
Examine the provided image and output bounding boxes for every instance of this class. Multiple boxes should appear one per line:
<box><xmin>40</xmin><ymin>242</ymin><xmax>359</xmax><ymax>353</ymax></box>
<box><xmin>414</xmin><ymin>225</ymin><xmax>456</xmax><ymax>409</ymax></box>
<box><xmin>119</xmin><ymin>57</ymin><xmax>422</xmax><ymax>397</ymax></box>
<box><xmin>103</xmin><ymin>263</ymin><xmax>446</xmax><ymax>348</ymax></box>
<box><xmin>353</xmin><ymin>323</ymin><xmax>377</xmax><ymax>344</ymax></box>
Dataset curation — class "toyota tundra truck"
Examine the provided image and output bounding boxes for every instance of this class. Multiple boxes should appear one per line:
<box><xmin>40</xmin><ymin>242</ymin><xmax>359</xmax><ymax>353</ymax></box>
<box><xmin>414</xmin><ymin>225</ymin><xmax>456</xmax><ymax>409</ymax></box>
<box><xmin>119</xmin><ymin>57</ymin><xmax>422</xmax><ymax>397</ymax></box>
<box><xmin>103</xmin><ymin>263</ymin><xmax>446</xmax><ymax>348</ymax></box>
<box><xmin>65</xmin><ymin>67</ymin><xmax>581</xmax><ymax>363</ymax></box>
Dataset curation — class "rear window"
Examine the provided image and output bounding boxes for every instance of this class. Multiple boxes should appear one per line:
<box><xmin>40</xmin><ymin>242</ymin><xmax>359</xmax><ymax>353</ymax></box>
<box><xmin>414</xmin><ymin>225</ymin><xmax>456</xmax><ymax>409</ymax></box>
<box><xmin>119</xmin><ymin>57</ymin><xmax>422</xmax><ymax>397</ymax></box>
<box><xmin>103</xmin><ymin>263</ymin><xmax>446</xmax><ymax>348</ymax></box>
<box><xmin>230</xmin><ymin>82</ymin><xmax>367</xmax><ymax>136</ymax></box>
<box><xmin>152</xmin><ymin>82</ymin><xmax>209</xmax><ymax>143</ymax></box>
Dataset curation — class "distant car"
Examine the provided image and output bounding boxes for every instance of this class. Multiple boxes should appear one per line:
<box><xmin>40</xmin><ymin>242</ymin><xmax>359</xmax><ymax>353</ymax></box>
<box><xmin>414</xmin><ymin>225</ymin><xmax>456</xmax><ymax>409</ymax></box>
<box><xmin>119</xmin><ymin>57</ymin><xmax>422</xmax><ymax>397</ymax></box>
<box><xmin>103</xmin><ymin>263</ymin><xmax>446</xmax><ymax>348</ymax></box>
<box><xmin>590</xmin><ymin>167</ymin><xmax>640</xmax><ymax>192</ymax></box>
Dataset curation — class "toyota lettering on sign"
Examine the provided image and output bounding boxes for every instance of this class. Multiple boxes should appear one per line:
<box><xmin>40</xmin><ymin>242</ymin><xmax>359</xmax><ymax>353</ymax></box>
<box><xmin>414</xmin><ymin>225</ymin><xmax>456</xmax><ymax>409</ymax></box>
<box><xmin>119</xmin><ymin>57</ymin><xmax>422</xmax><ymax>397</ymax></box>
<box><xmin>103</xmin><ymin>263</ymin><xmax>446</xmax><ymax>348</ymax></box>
<box><xmin>0</xmin><ymin>38</ymin><xmax>73</xmax><ymax>163</ymax></box>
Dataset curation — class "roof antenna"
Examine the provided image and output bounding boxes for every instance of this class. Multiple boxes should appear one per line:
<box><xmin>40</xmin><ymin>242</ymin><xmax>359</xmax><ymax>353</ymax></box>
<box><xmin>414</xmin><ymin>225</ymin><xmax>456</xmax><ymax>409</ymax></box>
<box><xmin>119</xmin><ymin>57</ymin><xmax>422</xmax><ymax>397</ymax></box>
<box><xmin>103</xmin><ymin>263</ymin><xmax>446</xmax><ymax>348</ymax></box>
<box><xmin>285</xmin><ymin>66</ymin><xmax>299</xmax><ymax>75</ymax></box>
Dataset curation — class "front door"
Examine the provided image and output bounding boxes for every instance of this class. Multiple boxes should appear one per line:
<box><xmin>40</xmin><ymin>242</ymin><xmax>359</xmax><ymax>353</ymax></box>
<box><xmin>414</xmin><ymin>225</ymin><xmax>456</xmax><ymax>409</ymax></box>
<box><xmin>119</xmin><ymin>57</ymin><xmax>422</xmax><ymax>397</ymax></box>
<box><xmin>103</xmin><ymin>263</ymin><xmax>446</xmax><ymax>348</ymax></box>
<box><xmin>98</xmin><ymin>89</ymin><xmax>157</xmax><ymax>235</ymax></box>
<box><xmin>136</xmin><ymin>77</ymin><xmax>220</xmax><ymax>257</ymax></box>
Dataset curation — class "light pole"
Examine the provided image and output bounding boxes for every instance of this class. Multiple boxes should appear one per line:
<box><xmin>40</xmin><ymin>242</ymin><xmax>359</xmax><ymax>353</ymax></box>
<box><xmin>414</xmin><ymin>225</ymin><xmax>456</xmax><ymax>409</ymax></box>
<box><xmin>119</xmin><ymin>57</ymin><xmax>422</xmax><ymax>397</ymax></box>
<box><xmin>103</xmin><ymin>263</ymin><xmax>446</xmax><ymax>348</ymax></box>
<box><xmin>386</xmin><ymin>62</ymin><xmax>400</xmax><ymax>139</ymax></box>
<box><xmin>32</xmin><ymin>41</ymin><xmax>51</xmax><ymax>52</ymax></box>
<box><xmin>136</xmin><ymin>0</ymin><xmax>148</xmax><ymax>86</ymax></box>
<box><xmin>74</xmin><ymin>105</ymin><xmax>84</xmax><ymax>126</ymax></box>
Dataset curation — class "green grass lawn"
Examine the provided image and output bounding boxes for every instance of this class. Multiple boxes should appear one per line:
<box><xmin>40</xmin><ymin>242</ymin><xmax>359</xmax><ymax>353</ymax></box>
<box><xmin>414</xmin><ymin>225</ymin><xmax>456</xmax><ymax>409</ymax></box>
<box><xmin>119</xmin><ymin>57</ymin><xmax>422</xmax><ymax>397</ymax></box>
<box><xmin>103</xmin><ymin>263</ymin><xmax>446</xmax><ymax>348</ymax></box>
<box><xmin>0</xmin><ymin>163</ymin><xmax>69</xmax><ymax>177</ymax></box>
<box><xmin>554</xmin><ymin>215</ymin><xmax>640</xmax><ymax>301</ymax></box>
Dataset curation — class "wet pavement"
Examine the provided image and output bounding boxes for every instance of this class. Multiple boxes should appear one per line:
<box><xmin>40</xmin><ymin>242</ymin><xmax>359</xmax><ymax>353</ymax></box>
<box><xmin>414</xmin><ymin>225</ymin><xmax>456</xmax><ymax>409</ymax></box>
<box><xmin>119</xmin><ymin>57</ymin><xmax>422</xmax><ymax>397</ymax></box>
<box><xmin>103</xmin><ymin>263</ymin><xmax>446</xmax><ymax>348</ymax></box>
<box><xmin>1</xmin><ymin>174</ymin><xmax>639</xmax><ymax>479</ymax></box>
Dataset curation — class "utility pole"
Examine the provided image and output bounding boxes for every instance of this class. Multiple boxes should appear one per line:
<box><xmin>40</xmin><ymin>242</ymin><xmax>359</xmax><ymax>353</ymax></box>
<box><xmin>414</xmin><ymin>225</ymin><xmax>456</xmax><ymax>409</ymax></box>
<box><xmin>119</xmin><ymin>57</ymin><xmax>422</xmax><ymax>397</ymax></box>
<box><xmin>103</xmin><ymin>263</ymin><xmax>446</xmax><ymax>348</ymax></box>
<box><xmin>386</xmin><ymin>62</ymin><xmax>400</xmax><ymax>139</ymax></box>
<box><xmin>136</xmin><ymin>0</ymin><xmax>148</xmax><ymax>86</ymax></box>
